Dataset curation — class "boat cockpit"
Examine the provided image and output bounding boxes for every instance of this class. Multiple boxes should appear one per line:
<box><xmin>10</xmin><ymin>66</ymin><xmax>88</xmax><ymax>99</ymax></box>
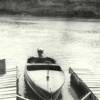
<box><xmin>27</xmin><ymin>64</ymin><xmax>62</xmax><ymax>71</ymax></box>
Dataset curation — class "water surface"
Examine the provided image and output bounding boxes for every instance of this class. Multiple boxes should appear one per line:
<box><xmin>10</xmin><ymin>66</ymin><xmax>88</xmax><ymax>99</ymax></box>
<box><xmin>0</xmin><ymin>16</ymin><xmax>100</xmax><ymax>100</ymax></box>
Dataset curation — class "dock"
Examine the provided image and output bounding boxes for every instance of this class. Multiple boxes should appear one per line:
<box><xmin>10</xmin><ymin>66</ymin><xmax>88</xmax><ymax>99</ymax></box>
<box><xmin>69</xmin><ymin>67</ymin><xmax>100</xmax><ymax>100</ymax></box>
<box><xmin>0</xmin><ymin>67</ymin><xmax>16</xmax><ymax>100</ymax></box>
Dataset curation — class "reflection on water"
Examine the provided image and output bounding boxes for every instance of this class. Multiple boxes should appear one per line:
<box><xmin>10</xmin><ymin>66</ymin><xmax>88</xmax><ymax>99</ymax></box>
<box><xmin>0</xmin><ymin>17</ymin><xmax>100</xmax><ymax>100</ymax></box>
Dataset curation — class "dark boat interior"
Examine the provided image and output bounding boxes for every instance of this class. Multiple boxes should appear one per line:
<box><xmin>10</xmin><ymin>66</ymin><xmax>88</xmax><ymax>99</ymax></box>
<box><xmin>27</xmin><ymin>65</ymin><xmax>62</xmax><ymax>71</ymax></box>
<box><xmin>27</xmin><ymin>50</ymin><xmax>56</xmax><ymax>64</ymax></box>
<box><xmin>27</xmin><ymin>57</ymin><xmax>56</xmax><ymax>64</ymax></box>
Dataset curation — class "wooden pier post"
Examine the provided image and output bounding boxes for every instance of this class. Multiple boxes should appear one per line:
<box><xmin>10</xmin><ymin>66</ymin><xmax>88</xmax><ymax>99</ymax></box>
<box><xmin>0</xmin><ymin>59</ymin><xmax>6</xmax><ymax>74</ymax></box>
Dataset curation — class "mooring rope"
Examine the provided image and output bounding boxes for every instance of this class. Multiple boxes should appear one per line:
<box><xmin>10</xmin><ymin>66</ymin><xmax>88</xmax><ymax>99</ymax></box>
<box><xmin>16</xmin><ymin>94</ymin><xmax>30</xmax><ymax>100</ymax></box>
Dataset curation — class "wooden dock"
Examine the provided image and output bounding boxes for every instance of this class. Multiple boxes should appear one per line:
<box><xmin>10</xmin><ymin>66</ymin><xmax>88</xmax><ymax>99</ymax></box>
<box><xmin>69</xmin><ymin>67</ymin><xmax>100</xmax><ymax>100</ymax></box>
<box><xmin>0</xmin><ymin>67</ymin><xmax>16</xmax><ymax>100</ymax></box>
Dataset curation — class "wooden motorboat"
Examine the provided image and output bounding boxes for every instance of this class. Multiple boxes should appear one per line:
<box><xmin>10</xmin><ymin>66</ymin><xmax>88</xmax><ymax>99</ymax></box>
<box><xmin>24</xmin><ymin>50</ymin><xmax>65</xmax><ymax>100</ymax></box>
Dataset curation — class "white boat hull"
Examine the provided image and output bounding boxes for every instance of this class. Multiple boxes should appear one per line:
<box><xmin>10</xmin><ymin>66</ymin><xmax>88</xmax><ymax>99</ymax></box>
<box><xmin>24</xmin><ymin>70</ymin><xmax>65</xmax><ymax>100</ymax></box>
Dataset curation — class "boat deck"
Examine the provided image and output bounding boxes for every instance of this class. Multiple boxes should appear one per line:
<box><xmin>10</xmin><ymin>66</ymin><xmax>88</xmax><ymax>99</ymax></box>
<box><xmin>27</xmin><ymin>70</ymin><xmax>64</xmax><ymax>93</ymax></box>
<box><xmin>69</xmin><ymin>67</ymin><xmax>100</xmax><ymax>100</ymax></box>
<box><xmin>0</xmin><ymin>68</ymin><xmax>16</xmax><ymax>100</ymax></box>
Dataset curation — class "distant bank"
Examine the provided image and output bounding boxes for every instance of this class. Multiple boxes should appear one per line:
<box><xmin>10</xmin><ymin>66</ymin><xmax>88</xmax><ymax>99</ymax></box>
<box><xmin>0</xmin><ymin>15</ymin><xmax>100</xmax><ymax>24</ymax></box>
<box><xmin>0</xmin><ymin>0</ymin><xmax>100</xmax><ymax>19</ymax></box>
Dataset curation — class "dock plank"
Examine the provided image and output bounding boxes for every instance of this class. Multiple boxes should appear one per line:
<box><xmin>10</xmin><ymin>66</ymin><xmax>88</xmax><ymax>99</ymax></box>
<box><xmin>0</xmin><ymin>68</ymin><xmax>16</xmax><ymax>100</ymax></box>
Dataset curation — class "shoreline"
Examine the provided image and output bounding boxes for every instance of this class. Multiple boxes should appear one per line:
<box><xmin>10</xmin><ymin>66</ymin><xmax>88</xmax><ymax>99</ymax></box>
<box><xmin>0</xmin><ymin>14</ymin><xmax>100</xmax><ymax>23</ymax></box>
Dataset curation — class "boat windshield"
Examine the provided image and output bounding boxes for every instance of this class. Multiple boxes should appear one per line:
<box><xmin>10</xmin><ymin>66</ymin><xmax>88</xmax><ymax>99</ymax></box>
<box><xmin>27</xmin><ymin>65</ymin><xmax>62</xmax><ymax>71</ymax></box>
<box><xmin>27</xmin><ymin>57</ymin><xmax>56</xmax><ymax>64</ymax></box>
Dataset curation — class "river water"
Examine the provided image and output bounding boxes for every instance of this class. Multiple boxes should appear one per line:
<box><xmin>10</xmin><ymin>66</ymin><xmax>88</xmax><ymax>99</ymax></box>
<box><xmin>0</xmin><ymin>16</ymin><xmax>100</xmax><ymax>100</ymax></box>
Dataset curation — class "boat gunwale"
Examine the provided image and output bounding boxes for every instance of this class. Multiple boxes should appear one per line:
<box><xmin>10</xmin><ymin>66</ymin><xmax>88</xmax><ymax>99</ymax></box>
<box><xmin>26</xmin><ymin>63</ymin><xmax>59</xmax><ymax>66</ymax></box>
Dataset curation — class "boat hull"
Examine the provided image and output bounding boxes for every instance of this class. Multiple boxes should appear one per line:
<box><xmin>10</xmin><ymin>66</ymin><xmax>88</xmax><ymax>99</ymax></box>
<box><xmin>24</xmin><ymin>70</ymin><xmax>64</xmax><ymax>100</ymax></box>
